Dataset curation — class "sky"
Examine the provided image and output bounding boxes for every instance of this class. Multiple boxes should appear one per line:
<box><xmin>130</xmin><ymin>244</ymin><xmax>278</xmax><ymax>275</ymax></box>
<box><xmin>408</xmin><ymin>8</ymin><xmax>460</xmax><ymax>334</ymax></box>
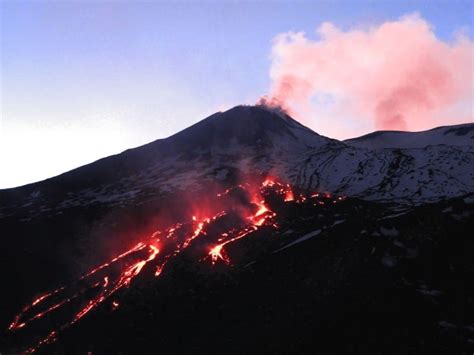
<box><xmin>1</xmin><ymin>0</ymin><xmax>473</xmax><ymax>188</ymax></box>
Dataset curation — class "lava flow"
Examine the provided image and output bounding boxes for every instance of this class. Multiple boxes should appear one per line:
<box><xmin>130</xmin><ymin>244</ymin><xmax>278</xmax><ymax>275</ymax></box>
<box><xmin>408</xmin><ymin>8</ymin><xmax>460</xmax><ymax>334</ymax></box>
<box><xmin>8</xmin><ymin>178</ymin><xmax>345</xmax><ymax>353</ymax></box>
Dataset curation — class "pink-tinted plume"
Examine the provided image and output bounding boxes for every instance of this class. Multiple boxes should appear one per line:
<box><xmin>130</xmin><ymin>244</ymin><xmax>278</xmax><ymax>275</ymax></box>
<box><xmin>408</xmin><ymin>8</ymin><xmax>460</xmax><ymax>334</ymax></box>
<box><xmin>260</xmin><ymin>13</ymin><xmax>473</xmax><ymax>137</ymax></box>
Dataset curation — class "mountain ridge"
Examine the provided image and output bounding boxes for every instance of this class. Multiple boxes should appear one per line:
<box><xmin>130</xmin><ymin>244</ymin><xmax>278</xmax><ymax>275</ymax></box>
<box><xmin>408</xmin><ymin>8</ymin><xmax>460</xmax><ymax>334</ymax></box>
<box><xmin>0</xmin><ymin>105</ymin><xmax>330</xmax><ymax>191</ymax></box>
<box><xmin>0</xmin><ymin>106</ymin><xmax>472</xmax><ymax>221</ymax></box>
<box><xmin>1</xmin><ymin>106</ymin><xmax>470</xmax><ymax>192</ymax></box>
<box><xmin>344</xmin><ymin>122</ymin><xmax>474</xmax><ymax>149</ymax></box>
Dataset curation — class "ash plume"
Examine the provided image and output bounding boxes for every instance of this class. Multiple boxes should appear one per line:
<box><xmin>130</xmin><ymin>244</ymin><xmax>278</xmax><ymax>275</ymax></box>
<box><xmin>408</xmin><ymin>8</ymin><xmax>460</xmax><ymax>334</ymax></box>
<box><xmin>262</xmin><ymin>13</ymin><xmax>473</xmax><ymax>137</ymax></box>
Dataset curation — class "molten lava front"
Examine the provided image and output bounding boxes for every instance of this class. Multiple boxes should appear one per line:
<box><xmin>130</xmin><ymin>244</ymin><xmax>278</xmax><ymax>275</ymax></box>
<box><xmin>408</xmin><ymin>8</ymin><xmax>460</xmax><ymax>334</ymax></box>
<box><xmin>8</xmin><ymin>178</ymin><xmax>346</xmax><ymax>353</ymax></box>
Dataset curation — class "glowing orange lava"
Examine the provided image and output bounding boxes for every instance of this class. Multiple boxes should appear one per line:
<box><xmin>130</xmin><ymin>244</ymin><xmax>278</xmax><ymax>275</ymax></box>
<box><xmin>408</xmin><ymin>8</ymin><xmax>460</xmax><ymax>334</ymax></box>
<box><xmin>209</xmin><ymin>244</ymin><xmax>228</xmax><ymax>264</ymax></box>
<box><xmin>9</xmin><ymin>178</ymin><xmax>346</xmax><ymax>353</ymax></box>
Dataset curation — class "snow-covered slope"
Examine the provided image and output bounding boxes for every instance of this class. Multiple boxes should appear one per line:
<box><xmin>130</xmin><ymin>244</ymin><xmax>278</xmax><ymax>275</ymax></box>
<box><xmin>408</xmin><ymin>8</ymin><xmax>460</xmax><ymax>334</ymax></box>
<box><xmin>0</xmin><ymin>106</ymin><xmax>473</xmax><ymax>220</ymax></box>
<box><xmin>286</xmin><ymin>144</ymin><xmax>473</xmax><ymax>202</ymax></box>
<box><xmin>344</xmin><ymin>123</ymin><xmax>474</xmax><ymax>149</ymax></box>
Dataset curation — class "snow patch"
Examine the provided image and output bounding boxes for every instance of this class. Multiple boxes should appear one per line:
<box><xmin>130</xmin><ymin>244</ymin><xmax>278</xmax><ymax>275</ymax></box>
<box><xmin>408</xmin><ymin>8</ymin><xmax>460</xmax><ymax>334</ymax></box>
<box><xmin>273</xmin><ymin>229</ymin><xmax>322</xmax><ymax>253</ymax></box>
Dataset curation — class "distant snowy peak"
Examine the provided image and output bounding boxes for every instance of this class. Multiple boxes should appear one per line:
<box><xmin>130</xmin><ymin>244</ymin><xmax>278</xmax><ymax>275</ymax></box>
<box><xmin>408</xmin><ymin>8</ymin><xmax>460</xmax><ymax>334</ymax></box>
<box><xmin>344</xmin><ymin>123</ymin><xmax>474</xmax><ymax>149</ymax></box>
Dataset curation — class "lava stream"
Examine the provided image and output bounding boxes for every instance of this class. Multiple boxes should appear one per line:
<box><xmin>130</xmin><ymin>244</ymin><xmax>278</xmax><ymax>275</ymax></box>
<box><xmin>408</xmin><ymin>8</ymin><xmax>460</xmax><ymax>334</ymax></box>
<box><xmin>8</xmin><ymin>178</ymin><xmax>345</xmax><ymax>353</ymax></box>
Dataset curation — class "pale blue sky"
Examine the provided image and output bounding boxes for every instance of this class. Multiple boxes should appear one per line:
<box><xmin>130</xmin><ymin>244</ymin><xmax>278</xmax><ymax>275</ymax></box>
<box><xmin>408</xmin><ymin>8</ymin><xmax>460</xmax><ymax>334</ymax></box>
<box><xmin>1</xmin><ymin>0</ymin><xmax>472</xmax><ymax>188</ymax></box>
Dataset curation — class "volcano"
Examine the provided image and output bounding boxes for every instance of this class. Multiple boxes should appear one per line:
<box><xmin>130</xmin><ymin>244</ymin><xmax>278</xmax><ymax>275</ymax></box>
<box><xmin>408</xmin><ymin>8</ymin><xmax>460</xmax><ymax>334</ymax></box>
<box><xmin>1</xmin><ymin>106</ymin><xmax>473</xmax><ymax>354</ymax></box>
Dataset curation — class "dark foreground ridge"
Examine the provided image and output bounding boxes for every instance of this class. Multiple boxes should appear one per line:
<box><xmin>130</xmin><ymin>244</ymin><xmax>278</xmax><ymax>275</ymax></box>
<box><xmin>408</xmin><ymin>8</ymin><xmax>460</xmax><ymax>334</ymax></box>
<box><xmin>2</xmin><ymin>179</ymin><xmax>474</xmax><ymax>354</ymax></box>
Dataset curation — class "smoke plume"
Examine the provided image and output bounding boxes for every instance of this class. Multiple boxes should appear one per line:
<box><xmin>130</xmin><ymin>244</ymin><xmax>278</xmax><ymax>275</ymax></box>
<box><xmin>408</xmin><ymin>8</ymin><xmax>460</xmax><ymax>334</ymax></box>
<box><xmin>262</xmin><ymin>13</ymin><xmax>473</xmax><ymax>138</ymax></box>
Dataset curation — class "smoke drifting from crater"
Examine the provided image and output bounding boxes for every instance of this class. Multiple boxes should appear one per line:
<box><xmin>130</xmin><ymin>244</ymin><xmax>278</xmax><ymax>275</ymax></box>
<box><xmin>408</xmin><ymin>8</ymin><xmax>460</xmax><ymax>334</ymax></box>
<box><xmin>262</xmin><ymin>13</ymin><xmax>473</xmax><ymax>137</ymax></box>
